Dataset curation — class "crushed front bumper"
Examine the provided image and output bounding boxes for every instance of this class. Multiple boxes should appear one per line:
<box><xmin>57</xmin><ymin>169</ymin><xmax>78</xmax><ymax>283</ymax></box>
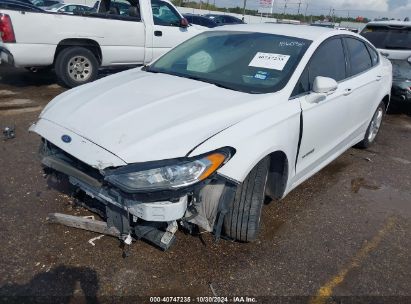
<box><xmin>41</xmin><ymin>152</ymin><xmax>189</xmax><ymax>223</ymax></box>
<box><xmin>38</xmin><ymin>140</ymin><xmax>237</xmax><ymax>250</ymax></box>
<box><xmin>39</xmin><ymin>141</ymin><xmax>191</xmax><ymax>250</ymax></box>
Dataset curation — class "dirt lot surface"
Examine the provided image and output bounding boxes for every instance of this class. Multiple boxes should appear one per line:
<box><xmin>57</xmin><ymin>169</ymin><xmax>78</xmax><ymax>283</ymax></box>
<box><xmin>0</xmin><ymin>67</ymin><xmax>411</xmax><ymax>303</ymax></box>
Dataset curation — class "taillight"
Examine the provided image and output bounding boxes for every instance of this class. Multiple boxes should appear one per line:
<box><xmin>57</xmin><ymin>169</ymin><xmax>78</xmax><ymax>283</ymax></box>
<box><xmin>0</xmin><ymin>14</ymin><xmax>15</xmax><ymax>43</ymax></box>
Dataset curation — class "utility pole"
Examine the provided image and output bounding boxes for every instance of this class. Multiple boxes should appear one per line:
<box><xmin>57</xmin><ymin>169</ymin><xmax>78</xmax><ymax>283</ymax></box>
<box><xmin>206</xmin><ymin>0</ymin><xmax>209</xmax><ymax>10</ymax></box>
<box><xmin>304</xmin><ymin>3</ymin><xmax>308</xmax><ymax>22</ymax></box>
<box><xmin>283</xmin><ymin>0</ymin><xmax>288</xmax><ymax>16</ymax></box>
<box><xmin>242</xmin><ymin>0</ymin><xmax>247</xmax><ymax>20</ymax></box>
<box><xmin>297</xmin><ymin>0</ymin><xmax>302</xmax><ymax>15</ymax></box>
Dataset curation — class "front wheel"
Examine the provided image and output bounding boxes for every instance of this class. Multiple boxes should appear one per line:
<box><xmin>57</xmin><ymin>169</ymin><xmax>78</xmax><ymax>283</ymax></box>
<box><xmin>223</xmin><ymin>157</ymin><xmax>269</xmax><ymax>242</ymax></box>
<box><xmin>55</xmin><ymin>47</ymin><xmax>99</xmax><ymax>88</ymax></box>
<box><xmin>356</xmin><ymin>101</ymin><xmax>385</xmax><ymax>149</ymax></box>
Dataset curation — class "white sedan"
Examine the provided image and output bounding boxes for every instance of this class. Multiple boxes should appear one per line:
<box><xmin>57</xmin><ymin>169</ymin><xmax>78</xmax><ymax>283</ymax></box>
<box><xmin>44</xmin><ymin>3</ymin><xmax>91</xmax><ymax>13</ymax></box>
<box><xmin>30</xmin><ymin>24</ymin><xmax>392</xmax><ymax>249</ymax></box>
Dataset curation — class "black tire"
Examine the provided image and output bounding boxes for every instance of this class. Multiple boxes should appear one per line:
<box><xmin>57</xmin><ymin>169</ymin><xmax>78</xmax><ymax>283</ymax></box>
<box><xmin>355</xmin><ymin>101</ymin><xmax>385</xmax><ymax>149</ymax></box>
<box><xmin>54</xmin><ymin>47</ymin><xmax>99</xmax><ymax>88</ymax></box>
<box><xmin>223</xmin><ymin>157</ymin><xmax>269</xmax><ymax>242</ymax></box>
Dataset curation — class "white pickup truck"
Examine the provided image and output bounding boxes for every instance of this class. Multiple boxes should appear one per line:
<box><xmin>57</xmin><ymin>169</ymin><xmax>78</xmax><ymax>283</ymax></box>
<box><xmin>0</xmin><ymin>0</ymin><xmax>204</xmax><ymax>87</ymax></box>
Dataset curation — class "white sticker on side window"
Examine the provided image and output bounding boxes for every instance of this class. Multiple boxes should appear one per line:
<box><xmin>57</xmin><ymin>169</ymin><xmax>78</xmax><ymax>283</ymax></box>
<box><xmin>248</xmin><ymin>52</ymin><xmax>290</xmax><ymax>71</ymax></box>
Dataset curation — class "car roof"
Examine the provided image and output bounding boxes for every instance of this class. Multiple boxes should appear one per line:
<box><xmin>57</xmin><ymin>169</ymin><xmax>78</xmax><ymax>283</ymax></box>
<box><xmin>212</xmin><ymin>23</ymin><xmax>348</xmax><ymax>41</ymax></box>
<box><xmin>366</xmin><ymin>20</ymin><xmax>411</xmax><ymax>27</ymax></box>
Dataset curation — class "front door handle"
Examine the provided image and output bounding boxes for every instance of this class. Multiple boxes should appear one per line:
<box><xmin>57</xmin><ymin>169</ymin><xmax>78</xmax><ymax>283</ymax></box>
<box><xmin>154</xmin><ymin>30</ymin><xmax>162</xmax><ymax>37</ymax></box>
<box><xmin>376</xmin><ymin>75</ymin><xmax>383</xmax><ymax>81</ymax></box>
<box><xmin>343</xmin><ymin>88</ymin><xmax>353</xmax><ymax>96</ymax></box>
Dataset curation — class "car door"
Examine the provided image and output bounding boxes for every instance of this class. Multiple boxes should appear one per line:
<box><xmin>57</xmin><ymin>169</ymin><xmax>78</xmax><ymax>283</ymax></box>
<box><xmin>341</xmin><ymin>37</ymin><xmax>383</xmax><ymax>139</ymax></box>
<box><xmin>150</xmin><ymin>0</ymin><xmax>195</xmax><ymax>60</ymax></box>
<box><xmin>292</xmin><ymin>37</ymin><xmax>352</xmax><ymax>185</ymax></box>
<box><xmin>99</xmin><ymin>0</ymin><xmax>145</xmax><ymax>65</ymax></box>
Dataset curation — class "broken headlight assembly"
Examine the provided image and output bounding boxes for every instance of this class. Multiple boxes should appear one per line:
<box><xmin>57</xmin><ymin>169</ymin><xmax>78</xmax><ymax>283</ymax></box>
<box><xmin>104</xmin><ymin>148</ymin><xmax>234</xmax><ymax>192</ymax></box>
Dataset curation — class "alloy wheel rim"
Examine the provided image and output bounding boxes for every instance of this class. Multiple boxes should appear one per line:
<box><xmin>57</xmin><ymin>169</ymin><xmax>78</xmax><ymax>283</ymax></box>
<box><xmin>368</xmin><ymin>107</ymin><xmax>383</xmax><ymax>143</ymax></box>
<box><xmin>68</xmin><ymin>56</ymin><xmax>92</xmax><ymax>82</ymax></box>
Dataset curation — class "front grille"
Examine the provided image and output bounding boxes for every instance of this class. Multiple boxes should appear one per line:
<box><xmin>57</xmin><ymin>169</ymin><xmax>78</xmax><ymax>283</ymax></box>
<box><xmin>41</xmin><ymin>139</ymin><xmax>104</xmax><ymax>182</ymax></box>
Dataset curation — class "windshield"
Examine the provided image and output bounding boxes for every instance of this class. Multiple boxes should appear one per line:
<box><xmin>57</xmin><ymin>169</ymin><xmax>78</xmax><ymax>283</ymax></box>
<box><xmin>361</xmin><ymin>25</ymin><xmax>411</xmax><ymax>50</ymax></box>
<box><xmin>147</xmin><ymin>31</ymin><xmax>311</xmax><ymax>94</ymax></box>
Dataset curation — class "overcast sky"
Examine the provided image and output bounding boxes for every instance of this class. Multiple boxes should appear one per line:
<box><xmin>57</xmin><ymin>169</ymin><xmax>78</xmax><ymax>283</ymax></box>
<box><xmin>209</xmin><ymin>0</ymin><xmax>411</xmax><ymax>19</ymax></box>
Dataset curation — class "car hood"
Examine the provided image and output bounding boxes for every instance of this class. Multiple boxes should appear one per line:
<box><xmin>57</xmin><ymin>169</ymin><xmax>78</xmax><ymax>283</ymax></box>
<box><xmin>39</xmin><ymin>69</ymin><xmax>275</xmax><ymax>166</ymax></box>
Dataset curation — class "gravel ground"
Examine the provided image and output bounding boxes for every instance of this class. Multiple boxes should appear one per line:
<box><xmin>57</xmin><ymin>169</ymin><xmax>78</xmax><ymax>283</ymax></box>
<box><xmin>0</xmin><ymin>67</ymin><xmax>410</xmax><ymax>303</ymax></box>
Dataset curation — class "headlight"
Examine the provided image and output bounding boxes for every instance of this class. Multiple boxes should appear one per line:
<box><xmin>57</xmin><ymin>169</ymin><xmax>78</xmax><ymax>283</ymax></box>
<box><xmin>105</xmin><ymin>148</ymin><xmax>233</xmax><ymax>192</ymax></box>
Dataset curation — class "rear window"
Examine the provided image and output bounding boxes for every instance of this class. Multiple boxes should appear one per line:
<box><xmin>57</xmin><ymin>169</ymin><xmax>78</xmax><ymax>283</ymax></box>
<box><xmin>345</xmin><ymin>38</ymin><xmax>373</xmax><ymax>76</ymax></box>
<box><xmin>361</xmin><ymin>25</ymin><xmax>411</xmax><ymax>50</ymax></box>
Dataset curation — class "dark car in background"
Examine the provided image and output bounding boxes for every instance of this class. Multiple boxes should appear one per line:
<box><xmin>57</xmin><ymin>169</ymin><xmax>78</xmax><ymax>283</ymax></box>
<box><xmin>0</xmin><ymin>0</ymin><xmax>43</xmax><ymax>11</ymax></box>
<box><xmin>204</xmin><ymin>13</ymin><xmax>244</xmax><ymax>25</ymax></box>
<box><xmin>183</xmin><ymin>13</ymin><xmax>216</xmax><ymax>28</ymax></box>
<box><xmin>362</xmin><ymin>21</ymin><xmax>411</xmax><ymax>103</ymax></box>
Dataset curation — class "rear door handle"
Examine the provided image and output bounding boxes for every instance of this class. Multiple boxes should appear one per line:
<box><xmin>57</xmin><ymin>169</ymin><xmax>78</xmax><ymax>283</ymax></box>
<box><xmin>343</xmin><ymin>88</ymin><xmax>353</xmax><ymax>96</ymax></box>
<box><xmin>376</xmin><ymin>75</ymin><xmax>383</xmax><ymax>81</ymax></box>
<box><xmin>154</xmin><ymin>30</ymin><xmax>162</xmax><ymax>37</ymax></box>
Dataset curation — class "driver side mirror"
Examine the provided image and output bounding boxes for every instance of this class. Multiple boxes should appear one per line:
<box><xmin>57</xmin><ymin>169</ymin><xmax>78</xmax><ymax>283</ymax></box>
<box><xmin>180</xmin><ymin>18</ymin><xmax>189</xmax><ymax>28</ymax></box>
<box><xmin>306</xmin><ymin>76</ymin><xmax>338</xmax><ymax>104</ymax></box>
<box><xmin>312</xmin><ymin>76</ymin><xmax>338</xmax><ymax>94</ymax></box>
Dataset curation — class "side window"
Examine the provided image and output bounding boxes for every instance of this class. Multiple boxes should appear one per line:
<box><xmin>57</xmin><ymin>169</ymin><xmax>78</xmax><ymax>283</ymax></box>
<box><xmin>366</xmin><ymin>44</ymin><xmax>379</xmax><ymax>66</ymax></box>
<box><xmin>151</xmin><ymin>0</ymin><xmax>181</xmax><ymax>26</ymax></box>
<box><xmin>223</xmin><ymin>16</ymin><xmax>231</xmax><ymax>23</ymax></box>
<box><xmin>291</xmin><ymin>68</ymin><xmax>309</xmax><ymax>97</ymax></box>
<box><xmin>309</xmin><ymin>38</ymin><xmax>347</xmax><ymax>87</ymax></box>
<box><xmin>111</xmin><ymin>0</ymin><xmax>130</xmax><ymax>15</ymax></box>
<box><xmin>65</xmin><ymin>5</ymin><xmax>77</xmax><ymax>12</ymax></box>
<box><xmin>345</xmin><ymin>38</ymin><xmax>373</xmax><ymax>76</ymax></box>
<box><xmin>291</xmin><ymin>38</ymin><xmax>346</xmax><ymax>97</ymax></box>
<box><xmin>213</xmin><ymin>16</ymin><xmax>224</xmax><ymax>24</ymax></box>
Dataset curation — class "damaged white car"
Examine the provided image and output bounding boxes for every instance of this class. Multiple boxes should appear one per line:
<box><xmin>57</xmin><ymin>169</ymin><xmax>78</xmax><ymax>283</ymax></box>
<box><xmin>30</xmin><ymin>24</ymin><xmax>392</xmax><ymax>250</ymax></box>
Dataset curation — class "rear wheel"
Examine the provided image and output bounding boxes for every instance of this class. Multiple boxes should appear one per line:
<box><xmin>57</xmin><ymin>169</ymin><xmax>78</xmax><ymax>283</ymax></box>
<box><xmin>356</xmin><ymin>101</ymin><xmax>385</xmax><ymax>149</ymax></box>
<box><xmin>223</xmin><ymin>157</ymin><xmax>269</xmax><ymax>242</ymax></box>
<box><xmin>55</xmin><ymin>47</ymin><xmax>99</xmax><ymax>88</ymax></box>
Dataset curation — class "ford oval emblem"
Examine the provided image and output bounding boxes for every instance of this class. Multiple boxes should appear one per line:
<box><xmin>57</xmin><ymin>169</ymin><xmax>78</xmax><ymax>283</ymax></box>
<box><xmin>61</xmin><ymin>135</ymin><xmax>72</xmax><ymax>143</ymax></box>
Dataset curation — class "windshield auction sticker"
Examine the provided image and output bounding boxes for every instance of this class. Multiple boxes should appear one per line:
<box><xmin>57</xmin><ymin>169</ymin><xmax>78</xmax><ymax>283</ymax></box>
<box><xmin>249</xmin><ymin>52</ymin><xmax>290</xmax><ymax>71</ymax></box>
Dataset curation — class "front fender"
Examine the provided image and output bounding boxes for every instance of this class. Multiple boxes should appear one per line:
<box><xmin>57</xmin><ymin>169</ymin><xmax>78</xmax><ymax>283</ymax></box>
<box><xmin>188</xmin><ymin>99</ymin><xmax>301</xmax><ymax>186</ymax></box>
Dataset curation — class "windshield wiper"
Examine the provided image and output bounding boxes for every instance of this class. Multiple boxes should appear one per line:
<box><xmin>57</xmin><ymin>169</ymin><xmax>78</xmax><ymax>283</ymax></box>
<box><xmin>183</xmin><ymin>75</ymin><xmax>237</xmax><ymax>91</ymax></box>
<box><xmin>143</xmin><ymin>69</ymin><xmax>243</xmax><ymax>92</ymax></box>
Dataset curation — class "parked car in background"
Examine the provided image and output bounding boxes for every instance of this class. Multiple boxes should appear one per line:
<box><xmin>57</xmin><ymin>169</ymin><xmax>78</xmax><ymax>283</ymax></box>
<box><xmin>0</xmin><ymin>0</ymin><xmax>204</xmax><ymax>87</ymax></box>
<box><xmin>204</xmin><ymin>13</ymin><xmax>244</xmax><ymax>25</ymax></box>
<box><xmin>184</xmin><ymin>13</ymin><xmax>216</xmax><ymax>28</ymax></box>
<box><xmin>361</xmin><ymin>21</ymin><xmax>411</xmax><ymax>103</ymax></box>
<box><xmin>31</xmin><ymin>0</ymin><xmax>61</xmax><ymax>9</ymax></box>
<box><xmin>45</xmin><ymin>3</ymin><xmax>91</xmax><ymax>13</ymax></box>
<box><xmin>0</xmin><ymin>0</ymin><xmax>43</xmax><ymax>11</ymax></box>
<box><xmin>30</xmin><ymin>24</ymin><xmax>392</xmax><ymax>248</ymax></box>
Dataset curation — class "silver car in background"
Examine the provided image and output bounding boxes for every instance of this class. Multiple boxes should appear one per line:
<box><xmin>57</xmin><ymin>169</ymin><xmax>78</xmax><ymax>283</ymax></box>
<box><xmin>362</xmin><ymin>21</ymin><xmax>411</xmax><ymax>103</ymax></box>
